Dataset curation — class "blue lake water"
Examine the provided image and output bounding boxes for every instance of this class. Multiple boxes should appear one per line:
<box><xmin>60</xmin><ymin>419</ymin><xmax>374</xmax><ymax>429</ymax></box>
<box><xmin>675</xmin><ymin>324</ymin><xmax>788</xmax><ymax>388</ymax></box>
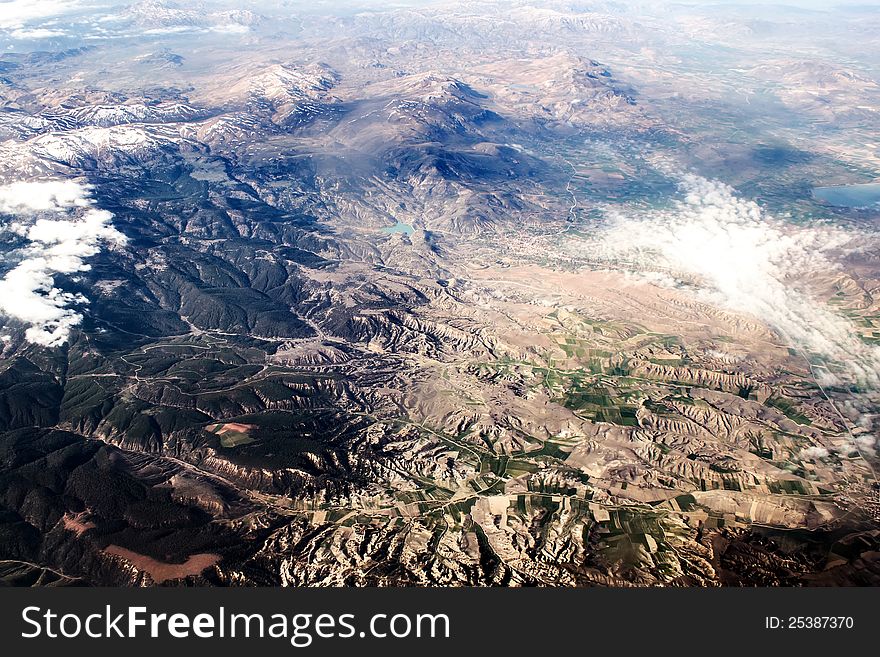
<box><xmin>381</xmin><ymin>221</ymin><xmax>415</xmax><ymax>235</ymax></box>
<box><xmin>813</xmin><ymin>183</ymin><xmax>880</xmax><ymax>208</ymax></box>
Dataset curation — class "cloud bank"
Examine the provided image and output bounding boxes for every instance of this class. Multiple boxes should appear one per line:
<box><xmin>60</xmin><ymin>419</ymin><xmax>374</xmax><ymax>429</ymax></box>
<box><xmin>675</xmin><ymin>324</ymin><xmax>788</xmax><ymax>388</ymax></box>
<box><xmin>0</xmin><ymin>0</ymin><xmax>84</xmax><ymax>30</ymax></box>
<box><xmin>592</xmin><ymin>174</ymin><xmax>880</xmax><ymax>387</ymax></box>
<box><xmin>0</xmin><ymin>180</ymin><xmax>125</xmax><ymax>347</ymax></box>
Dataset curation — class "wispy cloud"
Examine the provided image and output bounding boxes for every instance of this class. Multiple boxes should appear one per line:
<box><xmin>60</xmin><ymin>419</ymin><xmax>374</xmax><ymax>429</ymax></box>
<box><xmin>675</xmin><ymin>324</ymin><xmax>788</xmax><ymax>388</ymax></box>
<box><xmin>0</xmin><ymin>180</ymin><xmax>125</xmax><ymax>347</ymax></box>
<box><xmin>9</xmin><ymin>27</ymin><xmax>68</xmax><ymax>39</ymax></box>
<box><xmin>142</xmin><ymin>26</ymin><xmax>194</xmax><ymax>36</ymax></box>
<box><xmin>210</xmin><ymin>24</ymin><xmax>250</xmax><ymax>34</ymax></box>
<box><xmin>591</xmin><ymin>174</ymin><xmax>880</xmax><ymax>387</ymax></box>
<box><xmin>800</xmin><ymin>446</ymin><xmax>829</xmax><ymax>460</ymax></box>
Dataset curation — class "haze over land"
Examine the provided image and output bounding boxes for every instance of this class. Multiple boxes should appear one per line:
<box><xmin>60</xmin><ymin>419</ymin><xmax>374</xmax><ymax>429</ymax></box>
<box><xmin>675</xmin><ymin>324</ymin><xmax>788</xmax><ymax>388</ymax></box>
<box><xmin>0</xmin><ymin>0</ymin><xmax>879</xmax><ymax>586</ymax></box>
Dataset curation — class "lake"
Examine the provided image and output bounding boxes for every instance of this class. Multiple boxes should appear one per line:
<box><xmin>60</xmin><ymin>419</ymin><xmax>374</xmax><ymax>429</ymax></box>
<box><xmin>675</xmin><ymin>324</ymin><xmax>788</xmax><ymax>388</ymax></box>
<box><xmin>813</xmin><ymin>183</ymin><xmax>880</xmax><ymax>208</ymax></box>
<box><xmin>381</xmin><ymin>221</ymin><xmax>415</xmax><ymax>235</ymax></box>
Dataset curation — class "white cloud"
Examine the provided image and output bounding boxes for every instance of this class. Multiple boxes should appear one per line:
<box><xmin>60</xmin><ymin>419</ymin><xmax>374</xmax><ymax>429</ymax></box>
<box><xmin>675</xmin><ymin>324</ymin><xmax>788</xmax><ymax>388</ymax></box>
<box><xmin>0</xmin><ymin>0</ymin><xmax>84</xmax><ymax>30</ymax></box>
<box><xmin>142</xmin><ymin>26</ymin><xmax>194</xmax><ymax>36</ymax></box>
<box><xmin>590</xmin><ymin>174</ymin><xmax>880</xmax><ymax>386</ymax></box>
<box><xmin>0</xmin><ymin>180</ymin><xmax>125</xmax><ymax>347</ymax></box>
<box><xmin>9</xmin><ymin>27</ymin><xmax>68</xmax><ymax>39</ymax></box>
<box><xmin>210</xmin><ymin>24</ymin><xmax>249</xmax><ymax>34</ymax></box>
<box><xmin>0</xmin><ymin>180</ymin><xmax>93</xmax><ymax>213</ymax></box>
<box><xmin>799</xmin><ymin>446</ymin><xmax>829</xmax><ymax>460</ymax></box>
<box><xmin>854</xmin><ymin>434</ymin><xmax>877</xmax><ymax>454</ymax></box>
